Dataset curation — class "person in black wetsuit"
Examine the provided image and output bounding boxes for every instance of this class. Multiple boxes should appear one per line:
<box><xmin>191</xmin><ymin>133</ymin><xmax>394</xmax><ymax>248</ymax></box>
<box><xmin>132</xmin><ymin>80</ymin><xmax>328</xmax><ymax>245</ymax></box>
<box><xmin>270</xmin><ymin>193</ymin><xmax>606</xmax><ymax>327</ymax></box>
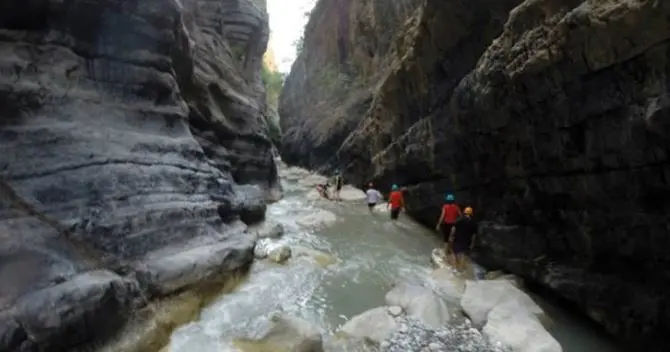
<box><xmin>449</xmin><ymin>206</ymin><xmax>477</xmax><ymax>273</ymax></box>
<box><xmin>333</xmin><ymin>171</ymin><xmax>343</xmax><ymax>201</ymax></box>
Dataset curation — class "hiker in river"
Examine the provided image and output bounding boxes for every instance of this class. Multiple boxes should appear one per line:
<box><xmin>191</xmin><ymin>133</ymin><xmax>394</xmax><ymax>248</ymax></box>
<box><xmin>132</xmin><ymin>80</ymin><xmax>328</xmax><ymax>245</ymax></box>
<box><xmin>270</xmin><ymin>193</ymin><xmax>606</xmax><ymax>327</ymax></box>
<box><xmin>332</xmin><ymin>171</ymin><xmax>343</xmax><ymax>201</ymax></box>
<box><xmin>387</xmin><ymin>184</ymin><xmax>405</xmax><ymax>220</ymax></box>
<box><xmin>435</xmin><ymin>193</ymin><xmax>462</xmax><ymax>259</ymax></box>
<box><xmin>449</xmin><ymin>206</ymin><xmax>477</xmax><ymax>273</ymax></box>
<box><xmin>365</xmin><ymin>182</ymin><xmax>383</xmax><ymax>213</ymax></box>
<box><xmin>316</xmin><ymin>183</ymin><xmax>331</xmax><ymax>200</ymax></box>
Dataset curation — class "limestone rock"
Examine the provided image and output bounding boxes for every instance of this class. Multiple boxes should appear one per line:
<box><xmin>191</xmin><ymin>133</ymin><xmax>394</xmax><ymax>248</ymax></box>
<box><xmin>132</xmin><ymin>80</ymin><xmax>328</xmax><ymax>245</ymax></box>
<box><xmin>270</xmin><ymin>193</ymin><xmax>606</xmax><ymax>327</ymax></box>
<box><xmin>483</xmin><ymin>302</ymin><xmax>562</xmax><ymax>352</ymax></box>
<box><xmin>385</xmin><ymin>282</ymin><xmax>451</xmax><ymax>329</ymax></box>
<box><xmin>0</xmin><ymin>0</ymin><xmax>277</xmax><ymax>349</ymax></box>
<box><xmin>339</xmin><ymin>307</ymin><xmax>399</xmax><ymax>344</ymax></box>
<box><xmin>429</xmin><ymin>268</ymin><xmax>466</xmax><ymax>304</ymax></box>
<box><xmin>460</xmin><ymin>280</ymin><xmax>544</xmax><ymax>327</ymax></box>
<box><xmin>268</xmin><ymin>245</ymin><xmax>292</xmax><ymax>264</ymax></box>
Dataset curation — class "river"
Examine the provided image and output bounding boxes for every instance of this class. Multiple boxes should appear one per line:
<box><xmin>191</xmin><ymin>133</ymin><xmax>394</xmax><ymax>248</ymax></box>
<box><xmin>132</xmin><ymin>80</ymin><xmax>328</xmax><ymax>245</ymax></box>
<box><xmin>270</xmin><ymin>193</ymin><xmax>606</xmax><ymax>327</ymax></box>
<box><xmin>166</xmin><ymin>164</ymin><xmax>620</xmax><ymax>352</ymax></box>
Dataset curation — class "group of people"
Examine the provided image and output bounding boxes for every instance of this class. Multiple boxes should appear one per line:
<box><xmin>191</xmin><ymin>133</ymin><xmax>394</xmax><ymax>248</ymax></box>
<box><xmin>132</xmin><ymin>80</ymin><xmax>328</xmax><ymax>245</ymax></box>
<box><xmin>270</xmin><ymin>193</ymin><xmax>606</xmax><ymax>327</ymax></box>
<box><xmin>315</xmin><ymin>171</ymin><xmax>344</xmax><ymax>200</ymax></box>
<box><xmin>316</xmin><ymin>174</ymin><xmax>478</xmax><ymax>273</ymax></box>
<box><xmin>365</xmin><ymin>183</ymin><xmax>477</xmax><ymax>272</ymax></box>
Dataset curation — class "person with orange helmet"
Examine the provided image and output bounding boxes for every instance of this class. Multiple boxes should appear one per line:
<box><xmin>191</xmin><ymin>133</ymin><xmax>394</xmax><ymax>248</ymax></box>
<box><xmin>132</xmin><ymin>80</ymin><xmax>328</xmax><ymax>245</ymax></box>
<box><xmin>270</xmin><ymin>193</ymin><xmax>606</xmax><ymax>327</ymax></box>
<box><xmin>449</xmin><ymin>206</ymin><xmax>477</xmax><ymax>272</ymax></box>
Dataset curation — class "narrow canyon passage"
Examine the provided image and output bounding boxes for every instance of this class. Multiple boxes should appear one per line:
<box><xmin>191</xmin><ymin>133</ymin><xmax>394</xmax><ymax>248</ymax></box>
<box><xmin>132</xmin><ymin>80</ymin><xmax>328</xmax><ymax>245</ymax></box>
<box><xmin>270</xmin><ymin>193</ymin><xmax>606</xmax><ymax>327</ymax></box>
<box><xmin>162</xmin><ymin>162</ymin><xmax>620</xmax><ymax>352</ymax></box>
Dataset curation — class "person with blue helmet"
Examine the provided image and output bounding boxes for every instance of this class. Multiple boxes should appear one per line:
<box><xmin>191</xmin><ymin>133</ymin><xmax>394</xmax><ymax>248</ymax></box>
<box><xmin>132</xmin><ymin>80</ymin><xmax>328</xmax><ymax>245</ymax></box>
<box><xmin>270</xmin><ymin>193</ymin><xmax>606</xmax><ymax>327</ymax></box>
<box><xmin>387</xmin><ymin>184</ymin><xmax>404</xmax><ymax>220</ymax></box>
<box><xmin>436</xmin><ymin>193</ymin><xmax>462</xmax><ymax>260</ymax></box>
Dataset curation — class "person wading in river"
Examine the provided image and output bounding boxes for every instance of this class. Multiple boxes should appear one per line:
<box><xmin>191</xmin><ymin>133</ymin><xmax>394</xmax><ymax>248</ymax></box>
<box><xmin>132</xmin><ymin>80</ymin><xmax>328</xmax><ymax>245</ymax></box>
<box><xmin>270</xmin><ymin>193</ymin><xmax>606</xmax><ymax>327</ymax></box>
<box><xmin>365</xmin><ymin>182</ymin><xmax>383</xmax><ymax>213</ymax></box>
<box><xmin>332</xmin><ymin>171</ymin><xmax>343</xmax><ymax>201</ymax></box>
<box><xmin>387</xmin><ymin>184</ymin><xmax>404</xmax><ymax>220</ymax></box>
<box><xmin>435</xmin><ymin>193</ymin><xmax>461</xmax><ymax>261</ymax></box>
<box><xmin>449</xmin><ymin>206</ymin><xmax>477</xmax><ymax>273</ymax></box>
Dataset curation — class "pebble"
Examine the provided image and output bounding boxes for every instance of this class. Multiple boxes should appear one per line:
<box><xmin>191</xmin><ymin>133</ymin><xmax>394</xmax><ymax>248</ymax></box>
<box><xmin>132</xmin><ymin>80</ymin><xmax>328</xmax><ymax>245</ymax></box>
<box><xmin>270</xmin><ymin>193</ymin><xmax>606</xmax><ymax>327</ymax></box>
<box><xmin>388</xmin><ymin>306</ymin><xmax>403</xmax><ymax>316</ymax></box>
<box><xmin>380</xmin><ymin>316</ymin><xmax>510</xmax><ymax>352</ymax></box>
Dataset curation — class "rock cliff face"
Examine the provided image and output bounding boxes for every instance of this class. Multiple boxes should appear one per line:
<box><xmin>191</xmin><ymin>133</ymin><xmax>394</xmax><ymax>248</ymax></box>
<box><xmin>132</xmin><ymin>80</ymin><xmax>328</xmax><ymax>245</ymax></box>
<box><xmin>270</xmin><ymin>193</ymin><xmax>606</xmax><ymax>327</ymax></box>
<box><xmin>280</xmin><ymin>0</ymin><xmax>670</xmax><ymax>349</ymax></box>
<box><xmin>0</xmin><ymin>0</ymin><xmax>278</xmax><ymax>350</ymax></box>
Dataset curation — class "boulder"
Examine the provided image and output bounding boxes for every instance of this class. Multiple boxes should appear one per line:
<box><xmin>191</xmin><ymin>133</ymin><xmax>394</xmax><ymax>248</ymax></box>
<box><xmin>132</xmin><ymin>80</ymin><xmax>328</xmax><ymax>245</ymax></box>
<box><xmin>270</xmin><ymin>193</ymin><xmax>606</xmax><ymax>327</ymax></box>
<box><xmin>460</xmin><ymin>280</ymin><xmax>544</xmax><ymax>327</ymax></box>
<box><xmin>384</xmin><ymin>283</ymin><xmax>451</xmax><ymax>329</ymax></box>
<box><xmin>268</xmin><ymin>245</ymin><xmax>292</xmax><ymax>264</ymax></box>
<box><xmin>483</xmin><ymin>301</ymin><xmax>562</xmax><ymax>352</ymax></box>
<box><xmin>339</xmin><ymin>307</ymin><xmax>399</xmax><ymax>344</ymax></box>
<box><xmin>14</xmin><ymin>270</ymin><xmax>139</xmax><ymax>350</ymax></box>
<box><xmin>234</xmin><ymin>314</ymin><xmax>324</xmax><ymax>352</ymax></box>
<box><xmin>338</xmin><ymin>186</ymin><xmax>366</xmax><ymax>201</ymax></box>
<box><xmin>429</xmin><ymin>268</ymin><xmax>466</xmax><ymax>304</ymax></box>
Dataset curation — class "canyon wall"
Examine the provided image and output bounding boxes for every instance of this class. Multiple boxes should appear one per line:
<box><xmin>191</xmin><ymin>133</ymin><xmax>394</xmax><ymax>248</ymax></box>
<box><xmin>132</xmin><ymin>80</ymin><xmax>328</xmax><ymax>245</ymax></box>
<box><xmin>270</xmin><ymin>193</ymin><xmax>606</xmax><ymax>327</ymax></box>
<box><xmin>0</xmin><ymin>0</ymin><xmax>278</xmax><ymax>350</ymax></box>
<box><xmin>279</xmin><ymin>0</ymin><xmax>670</xmax><ymax>350</ymax></box>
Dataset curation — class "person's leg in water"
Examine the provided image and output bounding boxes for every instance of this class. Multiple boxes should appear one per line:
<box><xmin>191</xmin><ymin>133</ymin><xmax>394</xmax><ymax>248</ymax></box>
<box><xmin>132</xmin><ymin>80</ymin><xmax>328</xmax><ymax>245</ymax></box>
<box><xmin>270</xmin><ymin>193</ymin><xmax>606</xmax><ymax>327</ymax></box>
<box><xmin>368</xmin><ymin>202</ymin><xmax>376</xmax><ymax>213</ymax></box>
<box><xmin>390</xmin><ymin>207</ymin><xmax>400</xmax><ymax>220</ymax></box>
<box><xmin>441</xmin><ymin>224</ymin><xmax>453</xmax><ymax>260</ymax></box>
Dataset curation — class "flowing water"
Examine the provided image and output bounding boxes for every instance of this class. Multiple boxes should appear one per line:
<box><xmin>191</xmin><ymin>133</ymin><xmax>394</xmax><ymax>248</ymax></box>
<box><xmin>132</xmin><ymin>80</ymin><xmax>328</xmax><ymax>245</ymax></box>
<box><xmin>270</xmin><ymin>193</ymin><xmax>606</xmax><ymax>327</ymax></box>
<box><xmin>167</xmin><ymin>165</ymin><xmax>620</xmax><ymax>352</ymax></box>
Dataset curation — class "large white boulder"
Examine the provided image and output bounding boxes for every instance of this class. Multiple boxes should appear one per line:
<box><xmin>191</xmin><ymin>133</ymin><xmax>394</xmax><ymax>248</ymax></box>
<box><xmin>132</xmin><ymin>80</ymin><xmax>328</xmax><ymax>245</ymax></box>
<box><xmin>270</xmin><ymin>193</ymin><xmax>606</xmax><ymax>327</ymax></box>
<box><xmin>460</xmin><ymin>280</ymin><xmax>544</xmax><ymax>327</ymax></box>
<box><xmin>339</xmin><ymin>307</ymin><xmax>399</xmax><ymax>344</ymax></box>
<box><xmin>429</xmin><ymin>267</ymin><xmax>466</xmax><ymax>304</ymax></box>
<box><xmin>337</xmin><ymin>185</ymin><xmax>366</xmax><ymax>201</ymax></box>
<box><xmin>483</xmin><ymin>301</ymin><xmax>562</xmax><ymax>352</ymax></box>
<box><xmin>384</xmin><ymin>282</ymin><xmax>451</xmax><ymax>329</ymax></box>
<box><xmin>233</xmin><ymin>314</ymin><xmax>324</xmax><ymax>352</ymax></box>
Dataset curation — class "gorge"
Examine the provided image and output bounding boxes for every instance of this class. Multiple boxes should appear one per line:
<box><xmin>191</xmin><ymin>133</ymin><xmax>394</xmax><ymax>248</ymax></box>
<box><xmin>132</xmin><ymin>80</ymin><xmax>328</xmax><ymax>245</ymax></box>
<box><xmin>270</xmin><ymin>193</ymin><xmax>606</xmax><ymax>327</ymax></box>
<box><xmin>279</xmin><ymin>0</ymin><xmax>670</xmax><ymax>351</ymax></box>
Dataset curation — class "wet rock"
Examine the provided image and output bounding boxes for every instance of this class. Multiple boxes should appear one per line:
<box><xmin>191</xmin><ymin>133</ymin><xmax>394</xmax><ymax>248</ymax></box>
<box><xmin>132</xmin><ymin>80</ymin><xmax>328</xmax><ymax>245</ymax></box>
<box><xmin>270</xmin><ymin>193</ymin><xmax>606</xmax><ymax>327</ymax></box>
<box><xmin>388</xmin><ymin>306</ymin><xmax>403</xmax><ymax>317</ymax></box>
<box><xmin>234</xmin><ymin>314</ymin><xmax>324</xmax><ymax>352</ymax></box>
<box><xmin>385</xmin><ymin>282</ymin><xmax>452</xmax><ymax>329</ymax></box>
<box><xmin>460</xmin><ymin>280</ymin><xmax>544</xmax><ymax>327</ymax></box>
<box><xmin>429</xmin><ymin>267</ymin><xmax>466</xmax><ymax>304</ymax></box>
<box><xmin>268</xmin><ymin>245</ymin><xmax>292</xmax><ymax>264</ymax></box>
<box><xmin>296</xmin><ymin>210</ymin><xmax>337</xmax><ymax>228</ymax></box>
<box><xmin>14</xmin><ymin>270</ymin><xmax>138</xmax><ymax>351</ymax></box>
<box><xmin>138</xmin><ymin>237</ymin><xmax>255</xmax><ymax>296</ymax></box>
<box><xmin>338</xmin><ymin>186</ymin><xmax>366</xmax><ymax>202</ymax></box>
<box><xmin>339</xmin><ymin>306</ymin><xmax>399</xmax><ymax>344</ymax></box>
<box><xmin>483</xmin><ymin>302</ymin><xmax>561</xmax><ymax>352</ymax></box>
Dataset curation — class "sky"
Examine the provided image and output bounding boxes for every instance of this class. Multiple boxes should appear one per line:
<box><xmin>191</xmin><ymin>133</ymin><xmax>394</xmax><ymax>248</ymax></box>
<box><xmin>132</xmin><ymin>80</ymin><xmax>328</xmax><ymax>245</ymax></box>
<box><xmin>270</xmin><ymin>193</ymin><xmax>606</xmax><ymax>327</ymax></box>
<box><xmin>267</xmin><ymin>0</ymin><xmax>317</xmax><ymax>72</ymax></box>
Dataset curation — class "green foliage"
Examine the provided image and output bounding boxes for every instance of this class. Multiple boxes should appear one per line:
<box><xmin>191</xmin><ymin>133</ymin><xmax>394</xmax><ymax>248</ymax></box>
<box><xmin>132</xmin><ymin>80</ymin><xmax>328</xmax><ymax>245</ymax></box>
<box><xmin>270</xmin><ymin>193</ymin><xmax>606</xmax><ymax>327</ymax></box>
<box><xmin>261</xmin><ymin>61</ymin><xmax>283</xmax><ymax>145</ymax></box>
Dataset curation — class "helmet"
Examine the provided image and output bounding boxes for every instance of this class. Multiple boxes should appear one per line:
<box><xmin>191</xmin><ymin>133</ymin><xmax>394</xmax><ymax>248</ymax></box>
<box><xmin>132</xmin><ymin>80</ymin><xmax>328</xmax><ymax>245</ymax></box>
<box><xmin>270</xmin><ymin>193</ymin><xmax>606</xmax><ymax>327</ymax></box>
<box><xmin>391</xmin><ymin>184</ymin><xmax>398</xmax><ymax>190</ymax></box>
<box><xmin>464</xmin><ymin>207</ymin><xmax>473</xmax><ymax>216</ymax></box>
<box><xmin>445</xmin><ymin>193</ymin><xmax>454</xmax><ymax>201</ymax></box>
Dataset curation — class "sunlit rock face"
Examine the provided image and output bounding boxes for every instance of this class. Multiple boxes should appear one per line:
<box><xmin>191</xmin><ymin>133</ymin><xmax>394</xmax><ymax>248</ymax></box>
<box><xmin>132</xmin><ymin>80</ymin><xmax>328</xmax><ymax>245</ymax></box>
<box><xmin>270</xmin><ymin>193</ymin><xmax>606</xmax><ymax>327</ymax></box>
<box><xmin>279</xmin><ymin>0</ymin><xmax>670</xmax><ymax>349</ymax></box>
<box><xmin>0</xmin><ymin>0</ymin><xmax>278</xmax><ymax>350</ymax></box>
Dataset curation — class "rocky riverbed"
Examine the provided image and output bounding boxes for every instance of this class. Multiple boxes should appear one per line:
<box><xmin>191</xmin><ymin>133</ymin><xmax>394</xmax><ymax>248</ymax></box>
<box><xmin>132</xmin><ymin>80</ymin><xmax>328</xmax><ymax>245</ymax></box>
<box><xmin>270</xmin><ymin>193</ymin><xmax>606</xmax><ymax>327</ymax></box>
<box><xmin>154</xmin><ymin>162</ymin><xmax>619</xmax><ymax>352</ymax></box>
